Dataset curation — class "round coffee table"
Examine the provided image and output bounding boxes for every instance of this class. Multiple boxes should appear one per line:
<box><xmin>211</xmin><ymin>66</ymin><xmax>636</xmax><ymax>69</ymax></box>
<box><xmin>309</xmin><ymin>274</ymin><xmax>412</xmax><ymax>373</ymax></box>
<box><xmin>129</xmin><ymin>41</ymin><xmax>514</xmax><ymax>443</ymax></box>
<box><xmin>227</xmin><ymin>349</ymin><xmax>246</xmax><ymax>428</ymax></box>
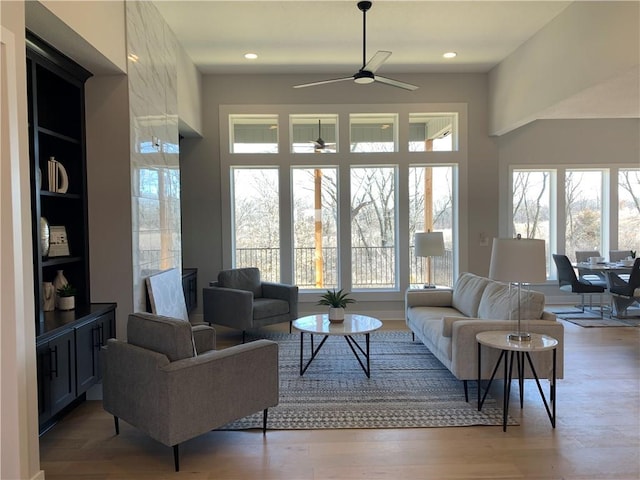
<box><xmin>292</xmin><ymin>313</ymin><xmax>383</xmax><ymax>378</ymax></box>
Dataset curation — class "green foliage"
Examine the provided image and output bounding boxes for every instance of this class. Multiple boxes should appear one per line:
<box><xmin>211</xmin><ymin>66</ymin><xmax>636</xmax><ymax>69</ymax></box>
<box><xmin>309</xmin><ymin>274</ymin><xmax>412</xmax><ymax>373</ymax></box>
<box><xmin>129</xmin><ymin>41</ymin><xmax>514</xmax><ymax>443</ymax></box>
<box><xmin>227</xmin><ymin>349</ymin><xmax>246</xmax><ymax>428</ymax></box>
<box><xmin>57</xmin><ymin>284</ymin><xmax>77</xmax><ymax>297</ymax></box>
<box><xmin>317</xmin><ymin>289</ymin><xmax>355</xmax><ymax>309</ymax></box>
<box><xmin>631</xmin><ymin>250</ymin><xmax>637</xmax><ymax>259</ymax></box>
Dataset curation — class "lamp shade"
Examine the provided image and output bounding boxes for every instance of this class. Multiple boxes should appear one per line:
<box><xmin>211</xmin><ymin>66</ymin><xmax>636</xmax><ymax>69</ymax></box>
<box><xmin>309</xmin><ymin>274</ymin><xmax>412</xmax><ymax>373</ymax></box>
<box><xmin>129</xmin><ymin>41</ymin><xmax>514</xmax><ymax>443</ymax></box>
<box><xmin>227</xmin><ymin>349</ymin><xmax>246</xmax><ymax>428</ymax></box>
<box><xmin>489</xmin><ymin>237</ymin><xmax>546</xmax><ymax>283</ymax></box>
<box><xmin>414</xmin><ymin>231</ymin><xmax>445</xmax><ymax>258</ymax></box>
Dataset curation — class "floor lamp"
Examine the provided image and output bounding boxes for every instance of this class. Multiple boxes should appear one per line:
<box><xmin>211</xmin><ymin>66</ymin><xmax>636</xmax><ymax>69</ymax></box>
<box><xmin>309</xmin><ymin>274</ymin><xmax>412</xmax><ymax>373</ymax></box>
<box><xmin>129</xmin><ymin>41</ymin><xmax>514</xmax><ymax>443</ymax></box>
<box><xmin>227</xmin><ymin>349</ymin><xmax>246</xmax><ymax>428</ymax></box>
<box><xmin>489</xmin><ymin>235</ymin><xmax>546</xmax><ymax>341</ymax></box>
<box><xmin>414</xmin><ymin>231</ymin><xmax>445</xmax><ymax>288</ymax></box>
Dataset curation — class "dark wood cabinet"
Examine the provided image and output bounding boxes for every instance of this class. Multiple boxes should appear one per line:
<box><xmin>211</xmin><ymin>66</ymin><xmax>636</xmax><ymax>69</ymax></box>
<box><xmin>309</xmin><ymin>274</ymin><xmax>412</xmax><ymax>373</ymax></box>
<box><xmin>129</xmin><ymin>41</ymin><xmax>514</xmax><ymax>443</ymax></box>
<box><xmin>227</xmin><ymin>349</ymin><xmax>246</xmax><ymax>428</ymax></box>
<box><xmin>182</xmin><ymin>268</ymin><xmax>198</xmax><ymax>312</ymax></box>
<box><xmin>36</xmin><ymin>329</ymin><xmax>76</xmax><ymax>428</ymax></box>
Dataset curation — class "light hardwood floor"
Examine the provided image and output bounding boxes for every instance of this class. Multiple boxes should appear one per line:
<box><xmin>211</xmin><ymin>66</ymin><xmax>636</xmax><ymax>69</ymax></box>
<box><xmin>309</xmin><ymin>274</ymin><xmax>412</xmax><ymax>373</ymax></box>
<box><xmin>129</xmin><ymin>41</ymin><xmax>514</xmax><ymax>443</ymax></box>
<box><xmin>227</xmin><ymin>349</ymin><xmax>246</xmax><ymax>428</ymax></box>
<box><xmin>39</xmin><ymin>318</ymin><xmax>640</xmax><ymax>479</ymax></box>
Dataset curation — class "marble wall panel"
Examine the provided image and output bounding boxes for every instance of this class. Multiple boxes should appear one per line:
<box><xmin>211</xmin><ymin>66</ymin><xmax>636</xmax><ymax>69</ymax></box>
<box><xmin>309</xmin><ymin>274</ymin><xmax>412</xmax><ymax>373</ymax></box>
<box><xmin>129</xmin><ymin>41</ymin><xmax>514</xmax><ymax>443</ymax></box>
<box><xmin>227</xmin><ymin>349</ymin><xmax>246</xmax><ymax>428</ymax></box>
<box><xmin>126</xmin><ymin>0</ymin><xmax>181</xmax><ymax>313</ymax></box>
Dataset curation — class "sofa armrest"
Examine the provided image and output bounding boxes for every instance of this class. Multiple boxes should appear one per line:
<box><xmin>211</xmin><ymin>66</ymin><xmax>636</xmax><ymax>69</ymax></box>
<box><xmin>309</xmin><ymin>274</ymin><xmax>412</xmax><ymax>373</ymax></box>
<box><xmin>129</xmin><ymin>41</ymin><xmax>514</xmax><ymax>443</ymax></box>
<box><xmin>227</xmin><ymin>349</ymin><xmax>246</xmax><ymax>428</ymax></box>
<box><xmin>449</xmin><ymin>319</ymin><xmax>564</xmax><ymax>381</ymax></box>
<box><xmin>405</xmin><ymin>289</ymin><xmax>453</xmax><ymax>309</ymax></box>
<box><xmin>262</xmin><ymin>282</ymin><xmax>299</xmax><ymax>318</ymax></box>
<box><xmin>192</xmin><ymin>324</ymin><xmax>216</xmax><ymax>353</ymax></box>
<box><xmin>159</xmin><ymin>339</ymin><xmax>279</xmax><ymax>445</ymax></box>
<box><xmin>202</xmin><ymin>286</ymin><xmax>253</xmax><ymax>329</ymax></box>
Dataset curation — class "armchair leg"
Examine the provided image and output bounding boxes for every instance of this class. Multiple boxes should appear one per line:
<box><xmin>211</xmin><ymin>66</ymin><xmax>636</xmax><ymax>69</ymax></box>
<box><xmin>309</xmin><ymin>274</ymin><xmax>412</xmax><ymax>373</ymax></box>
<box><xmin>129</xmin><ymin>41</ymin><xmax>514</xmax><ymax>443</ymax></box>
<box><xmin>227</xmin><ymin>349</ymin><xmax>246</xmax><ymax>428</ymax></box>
<box><xmin>263</xmin><ymin>408</ymin><xmax>268</xmax><ymax>434</ymax></box>
<box><xmin>289</xmin><ymin>321</ymin><xmax>292</xmax><ymax>334</ymax></box>
<box><xmin>173</xmin><ymin>444</ymin><xmax>180</xmax><ymax>472</ymax></box>
<box><xmin>463</xmin><ymin>380</ymin><xmax>469</xmax><ymax>402</ymax></box>
<box><xmin>113</xmin><ymin>416</ymin><xmax>119</xmax><ymax>435</ymax></box>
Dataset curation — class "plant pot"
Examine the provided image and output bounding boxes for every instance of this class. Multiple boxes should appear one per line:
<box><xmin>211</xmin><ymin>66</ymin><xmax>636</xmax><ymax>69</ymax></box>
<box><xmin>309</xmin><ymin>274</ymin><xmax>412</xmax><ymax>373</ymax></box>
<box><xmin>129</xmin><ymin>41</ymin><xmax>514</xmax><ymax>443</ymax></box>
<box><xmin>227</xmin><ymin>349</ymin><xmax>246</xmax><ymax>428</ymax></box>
<box><xmin>328</xmin><ymin>307</ymin><xmax>345</xmax><ymax>323</ymax></box>
<box><xmin>57</xmin><ymin>296</ymin><xmax>75</xmax><ymax>311</ymax></box>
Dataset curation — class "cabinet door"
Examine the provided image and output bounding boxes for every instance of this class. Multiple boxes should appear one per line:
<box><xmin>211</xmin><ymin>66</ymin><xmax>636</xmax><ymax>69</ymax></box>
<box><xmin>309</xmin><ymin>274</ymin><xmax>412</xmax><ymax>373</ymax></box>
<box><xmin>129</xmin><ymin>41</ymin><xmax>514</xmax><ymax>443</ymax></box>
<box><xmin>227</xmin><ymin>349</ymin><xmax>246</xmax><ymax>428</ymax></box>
<box><xmin>36</xmin><ymin>342</ymin><xmax>53</xmax><ymax>425</ymax></box>
<box><xmin>75</xmin><ymin>310</ymin><xmax>115</xmax><ymax>393</ymax></box>
<box><xmin>95</xmin><ymin>310</ymin><xmax>115</xmax><ymax>381</ymax></box>
<box><xmin>47</xmin><ymin>330</ymin><xmax>76</xmax><ymax>416</ymax></box>
<box><xmin>75</xmin><ymin>319</ymin><xmax>100</xmax><ymax>395</ymax></box>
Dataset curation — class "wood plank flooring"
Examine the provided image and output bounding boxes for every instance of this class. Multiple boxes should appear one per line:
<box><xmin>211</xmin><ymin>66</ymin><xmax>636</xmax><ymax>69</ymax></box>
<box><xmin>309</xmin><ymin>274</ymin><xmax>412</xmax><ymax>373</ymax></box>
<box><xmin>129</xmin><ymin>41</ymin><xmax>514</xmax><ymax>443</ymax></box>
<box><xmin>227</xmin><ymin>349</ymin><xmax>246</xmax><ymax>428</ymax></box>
<box><xmin>39</xmin><ymin>318</ymin><xmax>640</xmax><ymax>479</ymax></box>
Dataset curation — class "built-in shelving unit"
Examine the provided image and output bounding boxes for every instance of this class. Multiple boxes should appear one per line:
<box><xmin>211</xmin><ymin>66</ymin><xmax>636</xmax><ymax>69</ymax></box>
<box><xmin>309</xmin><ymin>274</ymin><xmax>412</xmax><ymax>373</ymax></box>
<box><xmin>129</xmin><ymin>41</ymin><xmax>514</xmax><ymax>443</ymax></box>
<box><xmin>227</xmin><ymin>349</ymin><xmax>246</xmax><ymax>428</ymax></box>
<box><xmin>27</xmin><ymin>31</ymin><xmax>117</xmax><ymax>434</ymax></box>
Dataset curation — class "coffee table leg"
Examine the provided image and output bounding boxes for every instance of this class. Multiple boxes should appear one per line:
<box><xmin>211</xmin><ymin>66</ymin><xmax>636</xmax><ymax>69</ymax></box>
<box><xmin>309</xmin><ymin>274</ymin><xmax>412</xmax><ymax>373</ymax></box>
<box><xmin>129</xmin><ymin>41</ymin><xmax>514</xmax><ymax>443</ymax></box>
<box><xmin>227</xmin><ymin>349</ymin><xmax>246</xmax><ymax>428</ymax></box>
<box><xmin>299</xmin><ymin>334</ymin><xmax>329</xmax><ymax>376</ymax></box>
<box><xmin>344</xmin><ymin>334</ymin><xmax>372</xmax><ymax>377</ymax></box>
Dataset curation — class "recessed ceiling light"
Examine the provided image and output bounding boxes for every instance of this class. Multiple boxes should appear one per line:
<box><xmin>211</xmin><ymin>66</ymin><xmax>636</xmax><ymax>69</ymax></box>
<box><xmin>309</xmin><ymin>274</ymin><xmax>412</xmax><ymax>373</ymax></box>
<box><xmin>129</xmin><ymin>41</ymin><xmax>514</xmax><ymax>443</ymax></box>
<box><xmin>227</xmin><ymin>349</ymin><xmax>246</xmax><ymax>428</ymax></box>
<box><xmin>443</xmin><ymin>52</ymin><xmax>457</xmax><ymax>59</ymax></box>
<box><xmin>244</xmin><ymin>53</ymin><xmax>258</xmax><ymax>60</ymax></box>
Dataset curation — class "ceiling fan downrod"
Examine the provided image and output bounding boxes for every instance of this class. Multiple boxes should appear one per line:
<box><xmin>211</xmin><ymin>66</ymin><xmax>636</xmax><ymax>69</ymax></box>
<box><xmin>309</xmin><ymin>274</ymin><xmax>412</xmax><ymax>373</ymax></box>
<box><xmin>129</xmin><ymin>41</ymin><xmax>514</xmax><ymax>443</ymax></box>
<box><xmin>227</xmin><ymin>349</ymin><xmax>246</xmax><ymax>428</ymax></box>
<box><xmin>358</xmin><ymin>1</ymin><xmax>372</xmax><ymax>69</ymax></box>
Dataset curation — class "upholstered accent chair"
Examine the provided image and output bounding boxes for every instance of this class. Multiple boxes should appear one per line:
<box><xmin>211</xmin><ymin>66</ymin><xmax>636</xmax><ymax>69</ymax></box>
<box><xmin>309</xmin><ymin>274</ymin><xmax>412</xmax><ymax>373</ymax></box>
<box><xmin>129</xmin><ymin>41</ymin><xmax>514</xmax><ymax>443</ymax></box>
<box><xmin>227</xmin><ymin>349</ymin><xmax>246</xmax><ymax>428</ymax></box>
<box><xmin>203</xmin><ymin>267</ymin><xmax>298</xmax><ymax>342</ymax></box>
<box><xmin>102</xmin><ymin>312</ymin><xmax>279</xmax><ymax>471</ymax></box>
<box><xmin>607</xmin><ymin>258</ymin><xmax>640</xmax><ymax>317</ymax></box>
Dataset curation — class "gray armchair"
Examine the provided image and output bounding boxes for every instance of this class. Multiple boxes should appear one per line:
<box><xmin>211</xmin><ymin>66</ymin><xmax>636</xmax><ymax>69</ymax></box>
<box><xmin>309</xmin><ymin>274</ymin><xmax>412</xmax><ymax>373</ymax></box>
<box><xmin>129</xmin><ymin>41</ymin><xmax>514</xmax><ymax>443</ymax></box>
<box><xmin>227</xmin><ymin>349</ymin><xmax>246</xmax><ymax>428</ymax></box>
<box><xmin>102</xmin><ymin>312</ymin><xmax>279</xmax><ymax>471</ymax></box>
<box><xmin>203</xmin><ymin>267</ymin><xmax>298</xmax><ymax>342</ymax></box>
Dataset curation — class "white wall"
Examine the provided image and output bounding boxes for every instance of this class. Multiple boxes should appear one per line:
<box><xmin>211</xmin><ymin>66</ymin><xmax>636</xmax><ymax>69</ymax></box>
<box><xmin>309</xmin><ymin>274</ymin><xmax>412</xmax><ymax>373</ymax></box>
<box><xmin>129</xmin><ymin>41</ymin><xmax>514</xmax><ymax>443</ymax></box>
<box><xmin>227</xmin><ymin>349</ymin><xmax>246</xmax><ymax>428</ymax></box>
<box><xmin>0</xmin><ymin>3</ymin><xmax>43</xmax><ymax>479</ymax></box>
<box><xmin>180</xmin><ymin>72</ymin><xmax>497</xmax><ymax>319</ymax></box>
<box><xmin>489</xmin><ymin>1</ymin><xmax>640</xmax><ymax>135</ymax></box>
<box><xmin>177</xmin><ymin>43</ymin><xmax>203</xmax><ymax>137</ymax></box>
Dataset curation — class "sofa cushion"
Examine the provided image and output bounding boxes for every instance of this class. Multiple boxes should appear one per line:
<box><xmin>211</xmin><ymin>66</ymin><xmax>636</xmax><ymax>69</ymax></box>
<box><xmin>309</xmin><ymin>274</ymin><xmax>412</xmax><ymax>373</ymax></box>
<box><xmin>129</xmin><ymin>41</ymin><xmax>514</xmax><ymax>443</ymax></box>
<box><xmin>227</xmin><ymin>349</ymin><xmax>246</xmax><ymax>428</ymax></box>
<box><xmin>477</xmin><ymin>282</ymin><xmax>545</xmax><ymax>320</ymax></box>
<box><xmin>442</xmin><ymin>316</ymin><xmax>471</xmax><ymax>337</ymax></box>
<box><xmin>218</xmin><ymin>267</ymin><xmax>263</xmax><ymax>298</ymax></box>
<box><xmin>253</xmin><ymin>298</ymin><xmax>290</xmax><ymax>320</ymax></box>
<box><xmin>127</xmin><ymin>312</ymin><xmax>196</xmax><ymax>361</ymax></box>
<box><xmin>451</xmin><ymin>273</ymin><xmax>491</xmax><ymax>317</ymax></box>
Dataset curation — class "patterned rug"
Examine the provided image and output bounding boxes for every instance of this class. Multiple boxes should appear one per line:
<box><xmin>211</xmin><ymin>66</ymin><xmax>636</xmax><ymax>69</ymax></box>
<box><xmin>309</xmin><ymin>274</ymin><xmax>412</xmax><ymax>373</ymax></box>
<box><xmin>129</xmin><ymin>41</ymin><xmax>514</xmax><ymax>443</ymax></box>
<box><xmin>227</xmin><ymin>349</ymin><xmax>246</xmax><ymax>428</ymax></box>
<box><xmin>551</xmin><ymin>306</ymin><xmax>640</xmax><ymax>327</ymax></box>
<box><xmin>222</xmin><ymin>331</ymin><xmax>516</xmax><ymax>430</ymax></box>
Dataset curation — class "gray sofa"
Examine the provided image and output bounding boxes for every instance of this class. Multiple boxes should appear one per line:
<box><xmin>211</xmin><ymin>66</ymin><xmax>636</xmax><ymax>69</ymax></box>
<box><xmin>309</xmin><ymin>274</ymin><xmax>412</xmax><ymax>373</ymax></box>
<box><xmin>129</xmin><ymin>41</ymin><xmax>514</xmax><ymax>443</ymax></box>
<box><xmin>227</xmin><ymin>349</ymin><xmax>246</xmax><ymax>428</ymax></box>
<box><xmin>102</xmin><ymin>312</ymin><xmax>279</xmax><ymax>471</ymax></box>
<box><xmin>406</xmin><ymin>273</ymin><xmax>564</xmax><ymax>397</ymax></box>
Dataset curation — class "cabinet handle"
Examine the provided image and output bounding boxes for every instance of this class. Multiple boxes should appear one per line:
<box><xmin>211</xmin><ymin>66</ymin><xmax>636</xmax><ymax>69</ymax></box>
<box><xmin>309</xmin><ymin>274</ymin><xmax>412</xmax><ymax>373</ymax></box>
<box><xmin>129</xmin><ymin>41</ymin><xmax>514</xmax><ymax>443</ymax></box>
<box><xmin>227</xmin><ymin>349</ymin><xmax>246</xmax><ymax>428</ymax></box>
<box><xmin>49</xmin><ymin>346</ymin><xmax>58</xmax><ymax>379</ymax></box>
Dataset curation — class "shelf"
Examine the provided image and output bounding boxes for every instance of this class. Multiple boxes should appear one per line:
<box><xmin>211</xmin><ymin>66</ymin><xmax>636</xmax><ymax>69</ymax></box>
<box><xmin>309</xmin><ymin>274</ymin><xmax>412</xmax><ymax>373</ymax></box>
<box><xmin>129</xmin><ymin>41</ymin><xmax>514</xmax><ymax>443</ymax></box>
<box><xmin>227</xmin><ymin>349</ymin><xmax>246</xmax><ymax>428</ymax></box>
<box><xmin>42</xmin><ymin>256</ymin><xmax>83</xmax><ymax>267</ymax></box>
<box><xmin>38</xmin><ymin>127</ymin><xmax>81</xmax><ymax>144</ymax></box>
<box><xmin>40</xmin><ymin>191</ymin><xmax>82</xmax><ymax>200</ymax></box>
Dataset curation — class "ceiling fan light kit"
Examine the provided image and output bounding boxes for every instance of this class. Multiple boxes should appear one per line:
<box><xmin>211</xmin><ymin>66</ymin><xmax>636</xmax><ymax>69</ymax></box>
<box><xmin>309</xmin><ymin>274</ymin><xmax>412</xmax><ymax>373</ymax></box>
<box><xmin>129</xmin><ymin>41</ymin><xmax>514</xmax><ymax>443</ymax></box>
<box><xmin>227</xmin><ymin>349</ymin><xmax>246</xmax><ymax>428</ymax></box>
<box><xmin>293</xmin><ymin>1</ymin><xmax>418</xmax><ymax>91</ymax></box>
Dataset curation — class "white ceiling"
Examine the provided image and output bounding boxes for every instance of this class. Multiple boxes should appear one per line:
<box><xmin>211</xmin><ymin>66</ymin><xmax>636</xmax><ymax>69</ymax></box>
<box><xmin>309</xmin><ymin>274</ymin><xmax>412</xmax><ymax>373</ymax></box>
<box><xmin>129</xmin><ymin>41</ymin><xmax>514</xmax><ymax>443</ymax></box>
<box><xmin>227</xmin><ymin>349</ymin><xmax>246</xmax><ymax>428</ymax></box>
<box><xmin>153</xmin><ymin>0</ymin><xmax>572</xmax><ymax>75</ymax></box>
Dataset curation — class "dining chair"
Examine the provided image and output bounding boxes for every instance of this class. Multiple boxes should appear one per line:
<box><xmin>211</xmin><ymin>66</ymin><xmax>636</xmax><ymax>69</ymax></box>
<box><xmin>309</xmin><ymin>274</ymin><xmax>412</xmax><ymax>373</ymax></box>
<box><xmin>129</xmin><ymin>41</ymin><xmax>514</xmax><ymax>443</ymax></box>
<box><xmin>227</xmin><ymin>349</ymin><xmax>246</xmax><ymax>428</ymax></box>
<box><xmin>607</xmin><ymin>258</ymin><xmax>640</xmax><ymax>317</ymax></box>
<box><xmin>609</xmin><ymin>250</ymin><xmax>632</xmax><ymax>281</ymax></box>
<box><xmin>553</xmin><ymin>254</ymin><xmax>606</xmax><ymax>317</ymax></box>
<box><xmin>574</xmin><ymin>250</ymin><xmax>607</xmax><ymax>287</ymax></box>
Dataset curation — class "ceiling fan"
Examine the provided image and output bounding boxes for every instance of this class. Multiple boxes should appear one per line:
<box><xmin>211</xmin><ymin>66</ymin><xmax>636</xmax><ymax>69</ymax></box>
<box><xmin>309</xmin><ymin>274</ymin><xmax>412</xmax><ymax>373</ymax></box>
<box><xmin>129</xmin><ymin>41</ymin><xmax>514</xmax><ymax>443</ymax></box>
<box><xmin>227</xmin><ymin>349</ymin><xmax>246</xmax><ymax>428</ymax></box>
<box><xmin>311</xmin><ymin>119</ymin><xmax>336</xmax><ymax>152</ymax></box>
<box><xmin>293</xmin><ymin>1</ymin><xmax>418</xmax><ymax>91</ymax></box>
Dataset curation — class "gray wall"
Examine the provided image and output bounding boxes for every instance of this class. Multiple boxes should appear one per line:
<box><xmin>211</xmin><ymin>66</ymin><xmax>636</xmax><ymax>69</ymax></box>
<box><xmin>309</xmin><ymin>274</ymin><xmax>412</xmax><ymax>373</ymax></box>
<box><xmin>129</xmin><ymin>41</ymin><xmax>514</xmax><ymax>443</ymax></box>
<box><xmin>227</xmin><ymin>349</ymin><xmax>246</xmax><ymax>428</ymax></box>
<box><xmin>180</xmin><ymin>72</ymin><xmax>497</xmax><ymax>318</ymax></box>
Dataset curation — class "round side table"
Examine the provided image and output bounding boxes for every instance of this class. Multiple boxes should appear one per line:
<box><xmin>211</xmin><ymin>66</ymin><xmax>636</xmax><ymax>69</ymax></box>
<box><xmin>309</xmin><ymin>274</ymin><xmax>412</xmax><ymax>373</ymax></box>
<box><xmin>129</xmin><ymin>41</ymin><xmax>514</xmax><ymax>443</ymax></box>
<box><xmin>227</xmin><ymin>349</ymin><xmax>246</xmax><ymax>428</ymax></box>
<box><xmin>476</xmin><ymin>331</ymin><xmax>558</xmax><ymax>432</ymax></box>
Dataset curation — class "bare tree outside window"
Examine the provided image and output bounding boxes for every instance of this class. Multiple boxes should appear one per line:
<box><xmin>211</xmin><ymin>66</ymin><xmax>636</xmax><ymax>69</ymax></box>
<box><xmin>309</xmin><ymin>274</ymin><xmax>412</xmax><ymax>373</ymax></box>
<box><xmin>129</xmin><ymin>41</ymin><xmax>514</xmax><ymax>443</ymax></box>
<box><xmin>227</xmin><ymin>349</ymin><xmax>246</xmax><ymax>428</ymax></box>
<box><xmin>232</xmin><ymin>168</ymin><xmax>280</xmax><ymax>281</ymax></box>
<box><xmin>351</xmin><ymin>167</ymin><xmax>396</xmax><ymax>289</ymax></box>
<box><xmin>565</xmin><ymin>170</ymin><xmax>602</xmax><ymax>261</ymax></box>
<box><xmin>618</xmin><ymin>169</ymin><xmax>640</xmax><ymax>251</ymax></box>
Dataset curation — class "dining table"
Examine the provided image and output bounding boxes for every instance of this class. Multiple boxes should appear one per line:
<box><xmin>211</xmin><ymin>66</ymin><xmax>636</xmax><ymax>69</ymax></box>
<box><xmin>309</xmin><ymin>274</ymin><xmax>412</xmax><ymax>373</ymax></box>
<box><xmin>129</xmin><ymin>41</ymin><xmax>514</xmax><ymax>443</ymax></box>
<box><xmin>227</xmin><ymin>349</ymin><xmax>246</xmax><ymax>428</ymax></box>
<box><xmin>572</xmin><ymin>261</ymin><xmax>633</xmax><ymax>286</ymax></box>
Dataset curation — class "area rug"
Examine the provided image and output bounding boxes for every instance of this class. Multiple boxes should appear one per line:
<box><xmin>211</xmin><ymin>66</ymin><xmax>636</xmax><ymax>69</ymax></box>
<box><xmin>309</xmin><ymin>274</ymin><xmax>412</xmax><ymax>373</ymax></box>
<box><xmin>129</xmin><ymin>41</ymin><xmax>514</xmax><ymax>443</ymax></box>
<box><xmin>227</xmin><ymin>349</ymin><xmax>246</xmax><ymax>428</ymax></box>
<box><xmin>561</xmin><ymin>317</ymin><xmax>640</xmax><ymax>328</ymax></box>
<box><xmin>222</xmin><ymin>331</ymin><xmax>516</xmax><ymax>430</ymax></box>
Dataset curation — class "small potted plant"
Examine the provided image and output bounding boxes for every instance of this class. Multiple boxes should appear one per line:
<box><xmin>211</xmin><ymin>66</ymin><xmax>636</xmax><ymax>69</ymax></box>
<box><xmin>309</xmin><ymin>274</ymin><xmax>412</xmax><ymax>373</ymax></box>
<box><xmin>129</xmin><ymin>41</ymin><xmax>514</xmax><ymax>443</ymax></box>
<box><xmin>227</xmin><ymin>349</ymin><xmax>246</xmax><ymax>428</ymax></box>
<box><xmin>56</xmin><ymin>284</ymin><xmax>77</xmax><ymax>311</ymax></box>
<box><xmin>317</xmin><ymin>288</ymin><xmax>355</xmax><ymax>323</ymax></box>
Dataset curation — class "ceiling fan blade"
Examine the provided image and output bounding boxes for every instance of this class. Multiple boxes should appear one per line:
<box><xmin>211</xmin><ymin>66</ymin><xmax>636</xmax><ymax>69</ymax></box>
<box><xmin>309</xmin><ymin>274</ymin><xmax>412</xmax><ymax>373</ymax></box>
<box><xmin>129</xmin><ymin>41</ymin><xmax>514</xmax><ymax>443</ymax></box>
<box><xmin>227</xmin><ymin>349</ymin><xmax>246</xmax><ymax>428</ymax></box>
<box><xmin>363</xmin><ymin>50</ymin><xmax>391</xmax><ymax>73</ymax></box>
<box><xmin>374</xmin><ymin>75</ymin><xmax>419</xmax><ymax>91</ymax></box>
<box><xmin>293</xmin><ymin>76</ymin><xmax>354</xmax><ymax>89</ymax></box>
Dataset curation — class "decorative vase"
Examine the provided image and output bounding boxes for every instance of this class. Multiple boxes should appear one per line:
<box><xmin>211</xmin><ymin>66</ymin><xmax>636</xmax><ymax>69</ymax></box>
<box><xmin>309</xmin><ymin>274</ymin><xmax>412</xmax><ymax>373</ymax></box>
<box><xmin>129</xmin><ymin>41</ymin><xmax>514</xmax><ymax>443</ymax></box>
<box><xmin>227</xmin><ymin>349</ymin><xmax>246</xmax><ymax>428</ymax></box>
<box><xmin>40</xmin><ymin>217</ymin><xmax>50</xmax><ymax>258</ymax></box>
<box><xmin>42</xmin><ymin>282</ymin><xmax>55</xmax><ymax>311</ymax></box>
<box><xmin>57</xmin><ymin>296</ymin><xmax>75</xmax><ymax>311</ymax></box>
<box><xmin>328</xmin><ymin>307</ymin><xmax>345</xmax><ymax>323</ymax></box>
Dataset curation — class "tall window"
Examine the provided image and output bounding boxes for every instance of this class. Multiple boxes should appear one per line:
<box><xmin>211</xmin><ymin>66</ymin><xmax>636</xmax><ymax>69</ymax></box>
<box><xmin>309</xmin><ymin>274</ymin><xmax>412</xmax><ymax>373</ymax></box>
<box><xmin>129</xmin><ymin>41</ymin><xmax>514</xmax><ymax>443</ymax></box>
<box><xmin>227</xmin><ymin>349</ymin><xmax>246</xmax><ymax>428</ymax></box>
<box><xmin>290</xmin><ymin>115</ymin><xmax>337</xmax><ymax>154</ymax></box>
<box><xmin>565</xmin><ymin>170</ymin><xmax>602</xmax><ymax>260</ymax></box>
<box><xmin>512</xmin><ymin>169</ymin><xmax>552</xmax><ymax>273</ymax></box>
<box><xmin>232</xmin><ymin>168</ymin><xmax>279</xmax><ymax>281</ymax></box>
<box><xmin>292</xmin><ymin>168</ymin><xmax>338</xmax><ymax>288</ymax></box>
<box><xmin>409</xmin><ymin>166</ymin><xmax>455</xmax><ymax>286</ymax></box>
<box><xmin>618</xmin><ymin>168</ymin><xmax>640</xmax><ymax>251</ymax></box>
<box><xmin>351</xmin><ymin>167</ymin><xmax>396</xmax><ymax>289</ymax></box>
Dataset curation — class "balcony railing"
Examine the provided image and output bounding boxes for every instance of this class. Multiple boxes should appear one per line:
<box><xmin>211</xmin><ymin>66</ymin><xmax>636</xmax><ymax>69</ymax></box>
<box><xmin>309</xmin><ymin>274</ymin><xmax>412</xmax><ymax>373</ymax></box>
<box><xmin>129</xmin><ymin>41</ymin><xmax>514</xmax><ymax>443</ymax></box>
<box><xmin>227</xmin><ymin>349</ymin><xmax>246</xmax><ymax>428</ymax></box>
<box><xmin>236</xmin><ymin>246</ymin><xmax>454</xmax><ymax>288</ymax></box>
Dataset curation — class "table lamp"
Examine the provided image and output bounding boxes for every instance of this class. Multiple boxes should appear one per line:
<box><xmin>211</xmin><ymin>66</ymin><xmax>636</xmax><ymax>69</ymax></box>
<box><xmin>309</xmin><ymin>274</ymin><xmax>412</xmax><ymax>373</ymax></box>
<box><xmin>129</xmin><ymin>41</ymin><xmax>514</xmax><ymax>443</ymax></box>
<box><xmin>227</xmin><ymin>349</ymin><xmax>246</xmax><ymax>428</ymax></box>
<box><xmin>489</xmin><ymin>235</ymin><xmax>546</xmax><ymax>341</ymax></box>
<box><xmin>414</xmin><ymin>231</ymin><xmax>445</xmax><ymax>288</ymax></box>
